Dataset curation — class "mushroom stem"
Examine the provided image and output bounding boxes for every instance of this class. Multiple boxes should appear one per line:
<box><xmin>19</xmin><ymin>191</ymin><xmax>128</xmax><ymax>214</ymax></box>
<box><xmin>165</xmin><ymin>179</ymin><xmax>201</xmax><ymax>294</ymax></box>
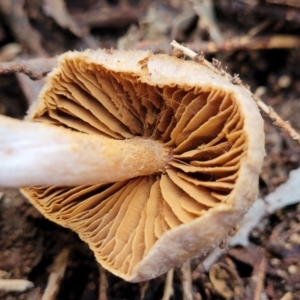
<box><xmin>0</xmin><ymin>115</ymin><xmax>169</xmax><ymax>187</ymax></box>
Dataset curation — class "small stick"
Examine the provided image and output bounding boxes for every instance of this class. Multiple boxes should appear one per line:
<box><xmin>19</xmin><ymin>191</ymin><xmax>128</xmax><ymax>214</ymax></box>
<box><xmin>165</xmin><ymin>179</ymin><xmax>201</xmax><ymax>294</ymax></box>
<box><xmin>171</xmin><ymin>40</ymin><xmax>213</xmax><ymax>70</ymax></box>
<box><xmin>161</xmin><ymin>268</ymin><xmax>174</xmax><ymax>300</ymax></box>
<box><xmin>41</xmin><ymin>248</ymin><xmax>70</xmax><ymax>300</ymax></box>
<box><xmin>0</xmin><ymin>279</ymin><xmax>34</xmax><ymax>292</ymax></box>
<box><xmin>98</xmin><ymin>264</ymin><xmax>108</xmax><ymax>300</ymax></box>
<box><xmin>280</xmin><ymin>292</ymin><xmax>293</xmax><ymax>300</ymax></box>
<box><xmin>188</xmin><ymin>35</ymin><xmax>300</xmax><ymax>53</ymax></box>
<box><xmin>140</xmin><ymin>280</ymin><xmax>150</xmax><ymax>300</ymax></box>
<box><xmin>253</xmin><ymin>95</ymin><xmax>300</xmax><ymax>145</ymax></box>
<box><xmin>170</xmin><ymin>40</ymin><xmax>300</xmax><ymax>146</ymax></box>
<box><xmin>266</xmin><ymin>0</ymin><xmax>300</xmax><ymax>8</ymax></box>
<box><xmin>170</xmin><ymin>40</ymin><xmax>230</xmax><ymax>79</ymax></box>
<box><xmin>191</xmin><ymin>0</ymin><xmax>223</xmax><ymax>43</ymax></box>
<box><xmin>250</xmin><ymin>256</ymin><xmax>267</xmax><ymax>300</ymax></box>
<box><xmin>193</xmin><ymin>292</ymin><xmax>203</xmax><ymax>300</ymax></box>
<box><xmin>0</xmin><ymin>0</ymin><xmax>46</xmax><ymax>56</ymax></box>
<box><xmin>0</xmin><ymin>57</ymin><xmax>56</xmax><ymax>80</ymax></box>
<box><xmin>180</xmin><ymin>261</ymin><xmax>193</xmax><ymax>300</ymax></box>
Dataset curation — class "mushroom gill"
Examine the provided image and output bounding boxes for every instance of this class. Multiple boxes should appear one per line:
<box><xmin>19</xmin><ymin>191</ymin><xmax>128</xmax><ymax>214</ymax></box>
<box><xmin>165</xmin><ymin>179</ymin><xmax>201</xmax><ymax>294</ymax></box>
<box><xmin>21</xmin><ymin>49</ymin><xmax>265</xmax><ymax>282</ymax></box>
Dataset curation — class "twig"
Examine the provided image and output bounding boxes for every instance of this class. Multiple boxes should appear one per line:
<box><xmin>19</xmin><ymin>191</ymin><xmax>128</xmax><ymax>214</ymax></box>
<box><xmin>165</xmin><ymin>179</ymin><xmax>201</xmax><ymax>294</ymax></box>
<box><xmin>193</xmin><ymin>292</ymin><xmax>203</xmax><ymax>300</ymax></box>
<box><xmin>248</xmin><ymin>20</ymin><xmax>272</xmax><ymax>37</ymax></box>
<box><xmin>188</xmin><ymin>35</ymin><xmax>300</xmax><ymax>53</ymax></box>
<box><xmin>217</xmin><ymin>1</ymin><xmax>300</xmax><ymax>25</ymax></box>
<box><xmin>190</xmin><ymin>0</ymin><xmax>223</xmax><ymax>43</ymax></box>
<box><xmin>41</xmin><ymin>248</ymin><xmax>70</xmax><ymax>300</ymax></box>
<box><xmin>0</xmin><ymin>43</ymin><xmax>21</xmax><ymax>62</ymax></box>
<box><xmin>0</xmin><ymin>279</ymin><xmax>34</xmax><ymax>292</ymax></box>
<box><xmin>170</xmin><ymin>40</ymin><xmax>230</xmax><ymax>78</ymax></box>
<box><xmin>72</xmin><ymin>6</ymin><xmax>143</xmax><ymax>28</ymax></box>
<box><xmin>0</xmin><ymin>0</ymin><xmax>46</xmax><ymax>56</ymax></box>
<box><xmin>16</xmin><ymin>73</ymin><xmax>45</xmax><ymax>105</ymax></box>
<box><xmin>142</xmin><ymin>34</ymin><xmax>300</xmax><ymax>54</ymax></box>
<box><xmin>161</xmin><ymin>268</ymin><xmax>174</xmax><ymax>300</ymax></box>
<box><xmin>0</xmin><ymin>57</ymin><xmax>56</xmax><ymax>80</ymax></box>
<box><xmin>43</xmin><ymin>0</ymin><xmax>88</xmax><ymax>38</ymax></box>
<box><xmin>266</xmin><ymin>0</ymin><xmax>300</xmax><ymax>9</ymax></box>
<box><xmin>98</xmin><ymin>264</ymin><xmax>108</xmax><ymax>300</ymax></box>
<box><xmin>180</xmin><ymin>261</ymin><xmax>193</xmax><ymax>300</ymax></box>
<box><xmin>280</xmin><ymin>292</ymin><xmax>293</xmax><ymax>300</ymax></box>
<box><xmin>253</xmin><ymin>96</ymin><xmax>300</xmax><ymax>145</ymax></box>
<box><xmin>249</xmin><ymin>256</ymin><xmax>267</xmax><ymax>300</ymax></box>
<box><xmin>170</xmin><ymin>40</ymin><xmax>300</xmax><ymax>146</ymax></box>
<box><xmin>140</xmin><ymin>280</ymin><xmax>150</xmax><ymax>300</ymax></box>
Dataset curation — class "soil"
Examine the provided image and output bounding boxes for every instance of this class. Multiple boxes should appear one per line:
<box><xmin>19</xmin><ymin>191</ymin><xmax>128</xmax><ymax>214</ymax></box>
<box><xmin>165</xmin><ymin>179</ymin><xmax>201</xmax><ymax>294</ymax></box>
<box><xmin>1</xmin><ymin>0</ymin><xmax>300</xmax><ymax>299</ymax></box>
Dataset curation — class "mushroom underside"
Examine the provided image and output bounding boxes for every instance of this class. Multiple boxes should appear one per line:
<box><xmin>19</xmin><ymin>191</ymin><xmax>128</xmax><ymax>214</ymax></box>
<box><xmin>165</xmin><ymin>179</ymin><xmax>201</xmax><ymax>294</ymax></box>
<box><xmin>21</xmin><ymin>51</ymin><xmax>264</xmax><ymax>281</ymax></box>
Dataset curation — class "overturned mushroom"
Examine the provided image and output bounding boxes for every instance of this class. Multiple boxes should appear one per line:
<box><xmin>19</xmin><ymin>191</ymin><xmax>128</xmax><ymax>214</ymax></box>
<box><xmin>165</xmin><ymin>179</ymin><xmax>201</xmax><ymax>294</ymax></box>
<box><xmin>0</xmin><ymin>48</ymin><xmax>265</xmax><ymax>282</ymax></box>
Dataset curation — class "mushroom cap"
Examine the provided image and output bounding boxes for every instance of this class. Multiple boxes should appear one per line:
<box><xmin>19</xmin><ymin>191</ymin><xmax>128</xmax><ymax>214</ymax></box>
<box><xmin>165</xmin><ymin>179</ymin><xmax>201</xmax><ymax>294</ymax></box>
<box><xmin>21</xmin><ymin>49</ymin><xmax>265</xmax><ymax>282</ymax></box>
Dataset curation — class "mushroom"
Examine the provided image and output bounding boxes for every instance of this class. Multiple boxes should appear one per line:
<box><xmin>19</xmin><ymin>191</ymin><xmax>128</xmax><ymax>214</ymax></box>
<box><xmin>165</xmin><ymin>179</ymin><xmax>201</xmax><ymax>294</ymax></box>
<box><xmin>0</xmin><ymin>48</ymin><xmax>265</xmax><ymax>282</ymax></box>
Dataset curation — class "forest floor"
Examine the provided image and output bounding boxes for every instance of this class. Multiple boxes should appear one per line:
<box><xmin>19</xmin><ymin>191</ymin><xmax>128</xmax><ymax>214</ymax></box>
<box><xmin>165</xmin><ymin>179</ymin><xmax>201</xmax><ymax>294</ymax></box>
<box><xmin>1</xmin><ymin>0</ymin><xmax>300</xmax><ymax>299</ymax></box>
